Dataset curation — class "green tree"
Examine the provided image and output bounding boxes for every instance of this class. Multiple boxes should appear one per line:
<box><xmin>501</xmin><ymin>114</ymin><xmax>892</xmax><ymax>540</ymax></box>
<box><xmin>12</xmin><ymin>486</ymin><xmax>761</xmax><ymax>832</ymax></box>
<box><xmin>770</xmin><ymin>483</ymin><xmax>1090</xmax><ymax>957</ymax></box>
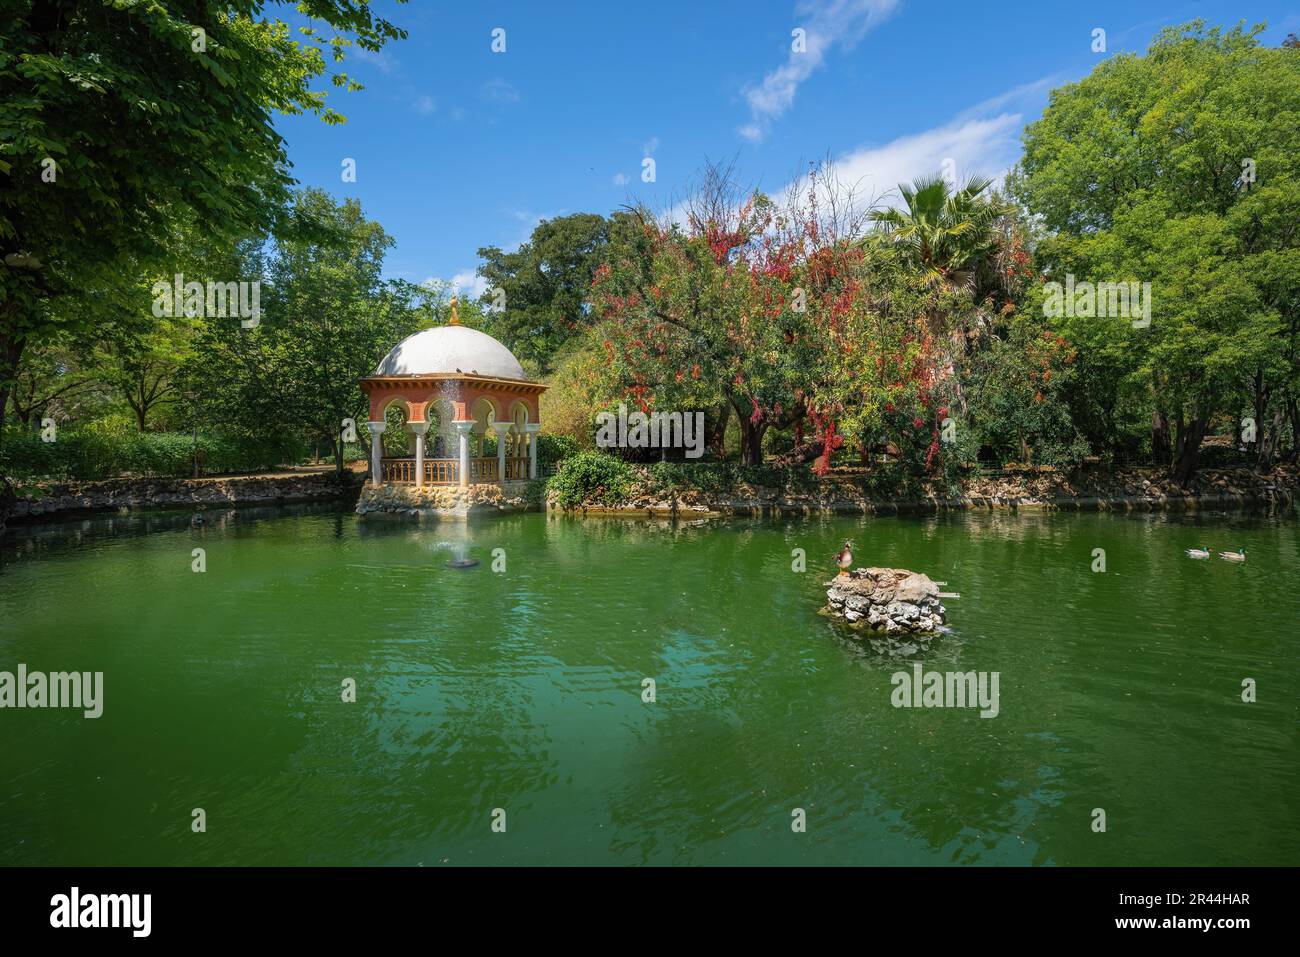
<box><xmin>98</xmin><ymin>312</ymin><xmax>195</xmax><ymax>432</ymax></box>
<box><xmin>0</xmin><ymin>0</ymin><xmax>407</xmax><ymax>437</ymax></box>
<box><xmin>1014</xmin><ymin>20</ymin><xmax>1300</xmax><ymax>482</ymax></box>
<box><xmin>185</xmin><ymin>190</ymin><xmax>426</xmax><ymax>476</ymax></box>
<box><xmin>965</xmin><ymin>317</ymin><xmax>1088</xmax><ymax>466</ymax></box>
<box><xmin>3</xmin><ymin>329</ymin><xmax>99</xmax><ymax>429</ymax></box>
<box><xmin>476</xmin><ymin>212</ymin><xmax>636</xmax><ymax>374</ymax></box>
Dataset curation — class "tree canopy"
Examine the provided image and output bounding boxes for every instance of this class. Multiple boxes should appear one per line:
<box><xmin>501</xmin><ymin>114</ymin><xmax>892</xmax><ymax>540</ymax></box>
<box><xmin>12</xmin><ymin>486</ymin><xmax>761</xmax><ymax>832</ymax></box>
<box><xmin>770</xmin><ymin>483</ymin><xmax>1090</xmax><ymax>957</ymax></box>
<box><xmin>1014</xmin><ymin>19</ymin><xmax>1300</xmax><ymax>478</ymax></box>
<box><xmin>0</xmin><ymin>0</ymin><xmax>407</xmax><ymax>428</ymax></box>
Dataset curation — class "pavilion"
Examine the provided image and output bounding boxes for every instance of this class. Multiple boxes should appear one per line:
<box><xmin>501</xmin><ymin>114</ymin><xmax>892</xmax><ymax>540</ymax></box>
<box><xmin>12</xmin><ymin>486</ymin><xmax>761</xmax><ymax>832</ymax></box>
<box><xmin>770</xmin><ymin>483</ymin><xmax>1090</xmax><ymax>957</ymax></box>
<box><xmin>360</xmin><ymin>299</ymin><xmax>546</xmax><ymax>488</ymax></box>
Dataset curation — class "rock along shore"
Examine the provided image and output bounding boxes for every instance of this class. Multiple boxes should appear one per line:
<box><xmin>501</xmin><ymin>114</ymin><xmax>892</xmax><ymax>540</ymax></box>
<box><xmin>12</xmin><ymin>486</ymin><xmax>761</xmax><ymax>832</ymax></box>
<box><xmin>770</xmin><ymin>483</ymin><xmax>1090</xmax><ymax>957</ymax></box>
<box><xmin>547</xmin><ymin>465</ymin><xmax>1299</xmax><ymax>518</ymax></box>
<box><xmin>5</xmin><ymin>472</ymin><xmax>361</xmax><ymax>525</ymax></box>
<box><xmin>354</xmin><ymin>481</ymin><xmax>535</xmax><ymax>520</ymax></box>
<box><xmin>11</xmin><ymin>463</ymin><xmax>1295</xmax><ymax>527</ymax></box>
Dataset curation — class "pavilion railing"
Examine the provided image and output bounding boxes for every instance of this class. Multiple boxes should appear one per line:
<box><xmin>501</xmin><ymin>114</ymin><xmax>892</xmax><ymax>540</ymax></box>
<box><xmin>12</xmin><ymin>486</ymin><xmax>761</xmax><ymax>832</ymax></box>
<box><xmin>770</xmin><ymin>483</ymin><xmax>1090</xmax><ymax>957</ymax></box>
<box><xmin>381</xmin><ymin>457</ymin><xmax>418</xmax><ymax>483</ymax></box>
<box><xmin>427</xmin><ymin>458</ymin><xmax>460</xmax><ymax>485</ymax></box>
<box><xmin>379</xmin><ymin>457</ymin><xmax>532</xmax><ymax>485</ymax></box>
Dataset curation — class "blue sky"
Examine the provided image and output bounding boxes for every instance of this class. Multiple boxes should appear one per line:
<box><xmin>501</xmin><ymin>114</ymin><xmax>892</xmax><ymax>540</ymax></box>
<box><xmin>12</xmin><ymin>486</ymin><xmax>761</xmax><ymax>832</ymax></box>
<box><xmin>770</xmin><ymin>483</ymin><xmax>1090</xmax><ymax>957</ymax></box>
<box><xmin>276</xmin><ymin>0</ymin><xmax>1300</xmax><ymax>294</ymax></box>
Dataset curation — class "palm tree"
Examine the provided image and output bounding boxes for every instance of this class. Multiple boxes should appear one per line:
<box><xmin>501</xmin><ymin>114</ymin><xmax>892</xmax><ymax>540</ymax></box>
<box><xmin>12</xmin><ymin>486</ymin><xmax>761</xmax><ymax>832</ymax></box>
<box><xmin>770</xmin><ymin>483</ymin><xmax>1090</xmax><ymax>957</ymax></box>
<box><xmin>869</xmin><ymin>174</ymin><xmax>1007</xmax><ymax>291</ymax></box>
<box><xmin>871</xmin><ymin>174</ymin><xmax>1015</xmax><ymax>418</ymax></box>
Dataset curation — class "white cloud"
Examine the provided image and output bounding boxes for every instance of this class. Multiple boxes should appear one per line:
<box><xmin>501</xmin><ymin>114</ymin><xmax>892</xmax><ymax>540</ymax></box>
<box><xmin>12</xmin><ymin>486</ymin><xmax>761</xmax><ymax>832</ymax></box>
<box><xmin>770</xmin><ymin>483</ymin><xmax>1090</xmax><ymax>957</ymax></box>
<box><xmin>450</xmin><ymin>270</ymin><xmax>490</xmax><ymax>299</ymax></box>
<box><xmin>740</xmin><ymin>0</ymin><xmax>898</xmax><ymax>142</ymax></box>
<box><xmin>800</xmin><ymin>73</ymin><xmax>1059</xmax><ymax>210</ymax></box>
<box><xmin>661</xmin><ymin>80</ymin><xmax>1043</xmax><ymax>229</ymax></box>
<box><xmin>481</xmin><ymin>78</ymin><xmax>521</xmax><ymax>103</ymax></box>
<box><xmin>950</xmin><ymin>74</ymin><xmax>1064</xmax><ymax>125</ymax></box>
<box><xmin>613</xmin><ymin>173</ymin><xmax>629</xmax><ymax>186</ymax></box>
<box><xmin>421</xmin><ymin>273</ymin><xmax>490</xmax><ymax>300</ymax></box>
<box><xmin>780</xmin><ymin>112</ymin><xmax>1025</xmax><ymax>212</ymax></box>
<box><xmin>413</xmin><ymin>95</ymin><xmax>436</xmax><ymax>115</ymax></box>
<box><xmin>642</xmin><ymin>136</ymin><xmax>660</xmax><ymax>156</ymax></box>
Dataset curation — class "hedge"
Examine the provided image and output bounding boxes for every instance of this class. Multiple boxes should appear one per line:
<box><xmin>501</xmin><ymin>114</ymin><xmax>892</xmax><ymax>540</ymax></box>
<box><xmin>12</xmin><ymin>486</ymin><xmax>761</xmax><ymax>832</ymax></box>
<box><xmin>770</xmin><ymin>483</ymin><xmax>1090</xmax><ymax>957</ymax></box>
<box><xmin>0</xmin><ymin>427</ymin><xmax>306</xmax><ymax>481</ymax></box>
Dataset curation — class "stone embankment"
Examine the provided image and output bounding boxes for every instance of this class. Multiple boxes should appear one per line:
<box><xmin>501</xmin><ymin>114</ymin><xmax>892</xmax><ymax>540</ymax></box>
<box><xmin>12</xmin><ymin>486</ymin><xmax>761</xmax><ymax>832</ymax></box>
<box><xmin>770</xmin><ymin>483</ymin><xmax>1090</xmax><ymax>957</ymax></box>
<box><xmin>355</xmin><ymin>481</ymin><xmax>535</xmax><ymax>519</ymax></box>
<box><xmin>6</xmin><ymin>472</ymin><xmax>359</xmax><ymax>524</ymax></box>
<box><xmin>547</xmin><ymin>465</ymin><xmax>1298</xmax><ymax>517</ymax></box>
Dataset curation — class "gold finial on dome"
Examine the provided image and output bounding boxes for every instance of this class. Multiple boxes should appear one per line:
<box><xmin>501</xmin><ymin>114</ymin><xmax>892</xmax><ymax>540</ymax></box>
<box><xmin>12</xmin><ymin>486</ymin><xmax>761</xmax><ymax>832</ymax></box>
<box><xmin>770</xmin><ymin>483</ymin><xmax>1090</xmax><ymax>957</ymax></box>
<box><xmin>448</xmin><ymin>295</ymin><xmax>461</xmax><ymax>326</ymax></box>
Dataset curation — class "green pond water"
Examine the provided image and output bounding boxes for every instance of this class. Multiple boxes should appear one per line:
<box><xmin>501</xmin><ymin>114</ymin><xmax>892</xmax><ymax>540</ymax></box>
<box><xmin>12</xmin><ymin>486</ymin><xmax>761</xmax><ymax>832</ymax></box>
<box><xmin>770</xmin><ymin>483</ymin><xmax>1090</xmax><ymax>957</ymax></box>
<box><xmin>1</xmin><ymin>505</ymin><xmax>1297</xmax><ymax>866</ymax></box>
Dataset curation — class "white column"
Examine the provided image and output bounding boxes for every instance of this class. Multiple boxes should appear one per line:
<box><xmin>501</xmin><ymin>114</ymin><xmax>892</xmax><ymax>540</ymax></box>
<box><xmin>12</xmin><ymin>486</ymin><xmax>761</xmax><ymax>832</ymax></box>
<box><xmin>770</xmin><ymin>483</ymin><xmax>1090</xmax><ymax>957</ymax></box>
<box><xmin>366</xmin><ymin>421</ymin><xmax>387</xmax><ymax>484</ymax></box>
<box><xmin>492</xmin><ymin>421</ymin><xmax>512</xmax><ymax>484</ymax></box>
<box><xmin>453</xmin><ymin>420</ymin><xmax>475</xmax><ymax>487</ymax></box>
<box><xmin>526</xmin><ymin>423</ymin><xmax>541</xmax><ymax>479</ymax></box>
<box><xmin>409</xmin><ymin>421</ymin><xmax>429</xmax><ymax>489</ymax></box>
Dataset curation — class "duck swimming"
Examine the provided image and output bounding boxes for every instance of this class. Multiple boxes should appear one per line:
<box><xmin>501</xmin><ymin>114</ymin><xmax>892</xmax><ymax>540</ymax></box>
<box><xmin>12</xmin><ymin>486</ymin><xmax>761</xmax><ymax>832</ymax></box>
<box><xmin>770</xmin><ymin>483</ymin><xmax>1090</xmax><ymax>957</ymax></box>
<box><xmin>1184</xmin><ymin>546</ymin><xmax>1211</xmax><ymax>559</ymax></box>
<box><xmin>1218</xmin><ymin>548</ymin><xmax>1246</xmax><ymax>562</ymax></box>
<box><xmin>835</xmin><ymin>540</ymin><xmax>853</xmax><ymax>576</ymax></box>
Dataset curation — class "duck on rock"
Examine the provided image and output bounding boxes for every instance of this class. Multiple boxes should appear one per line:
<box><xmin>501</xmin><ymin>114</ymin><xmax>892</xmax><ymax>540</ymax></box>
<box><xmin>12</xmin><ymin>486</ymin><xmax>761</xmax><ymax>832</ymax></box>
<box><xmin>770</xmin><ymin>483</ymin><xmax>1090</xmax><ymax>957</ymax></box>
<box><xmin>835</xmin><ymin>541</ymin><xmax>853</xmax><ymax>577</ymax></box>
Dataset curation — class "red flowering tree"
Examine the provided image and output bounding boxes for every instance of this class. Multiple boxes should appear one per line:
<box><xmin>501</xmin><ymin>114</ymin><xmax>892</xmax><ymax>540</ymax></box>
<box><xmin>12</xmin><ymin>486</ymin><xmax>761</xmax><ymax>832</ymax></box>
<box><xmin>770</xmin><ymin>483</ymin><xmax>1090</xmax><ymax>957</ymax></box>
<box><xmin>586</xmin><ymin>166</ymin><xmax>830</xmax><ymax>465</ymax></box>
<box><xmin>583</xmin><ymin>162</ymin><xmax>1028</xmax><ymax>476</ymax></box>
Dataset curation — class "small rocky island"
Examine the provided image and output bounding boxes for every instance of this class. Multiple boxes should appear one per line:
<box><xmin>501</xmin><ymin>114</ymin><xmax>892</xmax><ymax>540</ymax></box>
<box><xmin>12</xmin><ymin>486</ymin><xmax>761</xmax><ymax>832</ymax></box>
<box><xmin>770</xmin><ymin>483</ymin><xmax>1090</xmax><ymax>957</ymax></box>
<box><xmin>824</xmin><ymin>567</ymin><xmax>947</xmax><ymax>635</ymax></box>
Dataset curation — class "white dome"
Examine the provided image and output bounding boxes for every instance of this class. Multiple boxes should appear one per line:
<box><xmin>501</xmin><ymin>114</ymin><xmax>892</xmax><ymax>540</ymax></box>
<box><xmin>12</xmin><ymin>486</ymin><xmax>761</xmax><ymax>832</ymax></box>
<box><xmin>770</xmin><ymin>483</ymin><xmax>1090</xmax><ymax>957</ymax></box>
<box><xmin>373</xmin><ymin>326</ymin><xmax>526</xmax><ymax>379</ymax></box>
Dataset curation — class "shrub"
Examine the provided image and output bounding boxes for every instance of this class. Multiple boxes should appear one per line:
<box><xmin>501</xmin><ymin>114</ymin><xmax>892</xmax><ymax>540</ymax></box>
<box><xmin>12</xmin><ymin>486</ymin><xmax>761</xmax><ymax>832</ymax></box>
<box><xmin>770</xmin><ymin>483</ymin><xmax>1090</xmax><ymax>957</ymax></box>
<box><xmin>736</xmin><ymin>462</ymin><xmax>818</xmax><ymax>491</ymax></box>
<box><xmin>547</xmin><ymin>450</ymin><xmax>635</xmax><ymax>507</ymax></box>
<box><xmin>537</xmin><ymin>346</ymin><xmax>602</xmax><ymax>451</ymax></box>
<box><xmin>966</xmin><ymin>325</ymin><xmax>1090</xmax><ymax>469</ymax></box>
<box><xmin>522</xmin><ymin>478</ymin><xmax>549</xmax><ymax>506</ymax></box>
<box><xmin>536</xmin><ymin>433</ymin><xmax>579</xmax><ymax>468</ymax></box>
<box><xmin>0</xmin><ymin>427</ymin><xmax>304</xmax><ymax>481</ymax></box>
<box><xmin>644</xmin><ymin>462</ymin><xmax>728</xmax><ymax>496</ymax></box>
<box><xmin>1197</xmin><ymin>439</ymin><xmax>1252</xmax><ymax>469</ymax></box>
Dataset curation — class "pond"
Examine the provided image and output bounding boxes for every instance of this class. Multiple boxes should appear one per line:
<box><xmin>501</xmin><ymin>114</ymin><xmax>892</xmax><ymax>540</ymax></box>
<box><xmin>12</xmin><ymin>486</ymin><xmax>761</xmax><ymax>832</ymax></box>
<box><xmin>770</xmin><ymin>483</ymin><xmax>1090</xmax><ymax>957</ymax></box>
<box><xmin>1</xmin><ymin>505</ymin><xmax>1296</xmax><ymax>866</ymax></box>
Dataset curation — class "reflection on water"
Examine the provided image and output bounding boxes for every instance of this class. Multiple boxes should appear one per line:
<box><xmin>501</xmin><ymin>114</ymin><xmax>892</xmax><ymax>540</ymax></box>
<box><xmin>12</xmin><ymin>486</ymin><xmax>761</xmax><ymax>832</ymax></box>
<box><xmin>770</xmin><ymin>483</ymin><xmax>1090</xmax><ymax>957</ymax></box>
<box><xmin>0</xmin><ymin>504</ymin><xmax>1296</xmax><ymax>865</ymax></box>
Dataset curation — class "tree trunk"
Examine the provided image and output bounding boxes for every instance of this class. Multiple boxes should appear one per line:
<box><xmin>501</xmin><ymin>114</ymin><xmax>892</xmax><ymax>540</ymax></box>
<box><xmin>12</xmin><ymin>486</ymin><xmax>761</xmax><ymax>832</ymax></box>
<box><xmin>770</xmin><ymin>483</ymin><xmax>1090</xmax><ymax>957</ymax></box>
<box><xmin>1151</xmin><ymin>409</ymin><xmax>1172</xmax><ymax>467</ymax></box>
<box><xmin>739</xmin><ymin>418</ymin><xmax>766</xmax><ymax>465</ymax></box>
<box><xmin>0</xmin><ymin>331</ymin><xmax>26</xmax><ymax>438</ymax></box>
<box><xmin>731</xmin><ymin>397</ymin><xmax>766</xmax><ymax>466</ymax></box>
<box><xmin>1171</xmin><ymin>412</ymin><xmax>1208</xmax><ymax>487</ymax></box>
<box><xmin>952</xmin><ymin>374</ymin><xmax>969</xmax><ymax>418</ymax></box>
<box><xmin>706</xmin><ymin>403</ymin><xmax>729</xmax><ymax>459</ymax></box>
<box><xmin>772</xmin><ymin>439</ymin><xmax>828</xmax><ymax>467</ymax></box>
<box><xmin>1249</xmin><ymin>370</ymin><xmax>1268</xmax><ymax>459</ymax></box>
<box><xmin>1287</xmin><ymin>394</ymin><xmax>1300</xmax><ymax>465</ymax></box>
<box><xmin>1255</xmin><ymin>405</ymin><xmax>1286</xmax><ymax>473</ymax></box>
<box><xmin>333</xmin><ymin>436</ymin><xmax>345</xmax><ymax>478</ymax></box>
